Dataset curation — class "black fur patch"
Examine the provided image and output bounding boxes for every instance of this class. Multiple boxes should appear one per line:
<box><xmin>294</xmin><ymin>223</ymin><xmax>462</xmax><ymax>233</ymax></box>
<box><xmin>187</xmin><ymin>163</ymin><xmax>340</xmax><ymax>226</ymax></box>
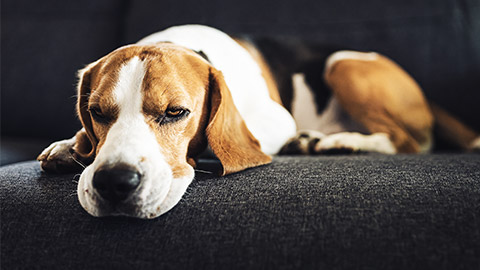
<box><xmin>193</xmin><ymin>50</ymin><xmax>210</xmax><ymax>63</ymax></box>
<box><xmin>246</xmin><ymin>36</ymin><xmax>344</xmax><ymax>113</ymax></box>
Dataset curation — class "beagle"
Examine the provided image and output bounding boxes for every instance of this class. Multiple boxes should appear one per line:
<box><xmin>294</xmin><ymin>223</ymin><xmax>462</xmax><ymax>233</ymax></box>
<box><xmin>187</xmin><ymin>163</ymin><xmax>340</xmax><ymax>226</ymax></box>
<box><xmin>38</xmin><ymin>25</ymin><xmax>480</xmax><ymax>219</ymax></box>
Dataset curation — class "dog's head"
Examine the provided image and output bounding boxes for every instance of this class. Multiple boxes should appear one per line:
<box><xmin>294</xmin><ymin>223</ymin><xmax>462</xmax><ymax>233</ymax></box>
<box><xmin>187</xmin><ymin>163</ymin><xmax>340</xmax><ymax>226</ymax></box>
<box><xmin>75</xmin><ymin>43</ymin><xmax>271</xmax><ymax>218</ymax></box>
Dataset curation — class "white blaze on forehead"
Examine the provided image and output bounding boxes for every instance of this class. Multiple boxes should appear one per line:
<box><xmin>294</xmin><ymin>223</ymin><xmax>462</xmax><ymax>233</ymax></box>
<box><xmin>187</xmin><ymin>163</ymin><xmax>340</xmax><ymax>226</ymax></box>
<box><xmin>95</xmin><ymin>56</ymin><xmax>155</xmax><ymax>167</ymax></box>
<box><xmin>114</xmin><ymin>56</ymin><xmax>147</xmax><ymax>116</ymax></box>
<box><xmin>93</xmin><ymin>56</ymin><xmax>162</xmax><ymax>173</ymax></box>
<box><xmin>98</xmin><ymin>55</ymin><xmax>158</xmax><ymax>168</ymax></box>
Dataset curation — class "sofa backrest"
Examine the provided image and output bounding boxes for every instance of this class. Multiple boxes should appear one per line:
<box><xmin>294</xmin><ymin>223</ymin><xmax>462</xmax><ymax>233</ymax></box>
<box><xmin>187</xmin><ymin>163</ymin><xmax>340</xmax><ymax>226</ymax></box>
<box><xmin>2</xmin><ymin>0</ymin><xmax>479</xmax><ymax>141</ymax></box>
<box><xmin>1</xmin><ymin>0</ymin><xmax>127</xmax><ymax>140</ymax></box>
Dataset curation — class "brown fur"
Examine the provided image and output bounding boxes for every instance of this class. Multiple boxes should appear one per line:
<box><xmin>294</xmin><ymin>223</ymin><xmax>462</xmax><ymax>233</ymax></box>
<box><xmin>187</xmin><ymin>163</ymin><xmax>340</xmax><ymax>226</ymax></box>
<box><xmin>324</xmin><ymin>54</ymin><xmax>434</xmax><ymax>153</ymax></box>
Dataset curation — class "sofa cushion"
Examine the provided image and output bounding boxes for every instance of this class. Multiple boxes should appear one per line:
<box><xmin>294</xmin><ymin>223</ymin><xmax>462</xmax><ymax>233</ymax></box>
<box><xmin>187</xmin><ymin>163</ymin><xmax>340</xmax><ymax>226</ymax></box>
<box><xmin>1</xmin><ymin>154</ymin><xmax>479</xmax><ymax>269</ymax></box>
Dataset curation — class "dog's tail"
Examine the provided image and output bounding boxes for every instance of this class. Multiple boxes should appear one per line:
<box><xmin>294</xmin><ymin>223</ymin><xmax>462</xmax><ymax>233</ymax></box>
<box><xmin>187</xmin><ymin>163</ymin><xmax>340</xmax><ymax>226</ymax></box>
<box><xmin>430</xmin><ymin>102</ymin><xmax>480</xmax><ymax>152</ymax></box>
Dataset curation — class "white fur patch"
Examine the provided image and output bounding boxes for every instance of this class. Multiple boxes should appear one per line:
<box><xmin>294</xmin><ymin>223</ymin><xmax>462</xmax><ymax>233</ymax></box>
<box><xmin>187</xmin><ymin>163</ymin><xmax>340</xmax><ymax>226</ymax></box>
<box><xmin>77</xmin><ymin>57</ymin><xmax>193</xmax><ymax>219</ymax></box>
<box><xmin>113</xmin><ymin>57</ymin><xmax>146</xmax><ymax>119</ymax></box>
<box><xmin>325</xmin><ymin>50</ymin><xmax>378</xmax><ymax>75</ymax></box>
<box><xmin>292</xmin><ymin>73</ymin><xmax>367</xmax><ymax>135</ymax></box>
<box><xmin>291</xmin><ymin>73</ymin><xmax>321</xmax><ymax>131</ymax></box>
<box><xmin>138</xmin><ymin>25</ymin><xmax>296</xmax><ymax>155</ymax></box>
<box><xmin>315</xmin><ymin>132</ymin><xmax>397</xmax><ymax>154</ymax></box>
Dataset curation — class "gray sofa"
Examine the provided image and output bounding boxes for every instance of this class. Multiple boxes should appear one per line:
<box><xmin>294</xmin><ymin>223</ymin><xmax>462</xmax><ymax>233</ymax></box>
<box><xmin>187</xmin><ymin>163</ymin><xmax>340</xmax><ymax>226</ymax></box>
<box><xmin>2</xmin><ymin>0</ymin><xmax>480</xmax><ymax>269</ymax></box>
<box><xmin>2</xmin><ymin>155</ymin><xmax>479</xmax><ymax>269</ymax></box>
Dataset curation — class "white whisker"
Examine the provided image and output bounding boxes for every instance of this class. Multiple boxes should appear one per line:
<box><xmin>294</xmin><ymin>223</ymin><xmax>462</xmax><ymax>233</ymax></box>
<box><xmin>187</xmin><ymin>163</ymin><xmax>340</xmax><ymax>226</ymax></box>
<box><xmin>70</xmin><ymin>152</ymin><xmax>86</xmax><ymax>169</ymax></box>
<box><xmin>194</xmin><ymin>169</ymin><xmax>213</xmax><ymax>174</ymax></box>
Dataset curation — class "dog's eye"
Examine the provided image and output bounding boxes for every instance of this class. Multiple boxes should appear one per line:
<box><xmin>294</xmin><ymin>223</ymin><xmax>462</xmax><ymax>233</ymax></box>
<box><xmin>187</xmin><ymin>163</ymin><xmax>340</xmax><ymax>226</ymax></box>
<box><xmin>88</xmin><ymin>107</ymin><xmax>109</xmax><ymax>124</ymax></box>
<box><xmin>155</xmin><ymin>107</ymin><xmax>189</xmax><ymax>125</ymax></box>
<box><xmin>166</xmin><ymin>108</ymin><xmax>185</xmax><ymax>117</ymax></box>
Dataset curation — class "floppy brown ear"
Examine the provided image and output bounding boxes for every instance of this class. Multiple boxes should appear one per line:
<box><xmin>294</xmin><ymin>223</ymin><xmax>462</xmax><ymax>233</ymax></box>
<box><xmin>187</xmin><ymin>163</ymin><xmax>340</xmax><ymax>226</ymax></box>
<box><xmin>206</xmin><ymin>67</ymin><xmax>272</xmax><ymax>176</ymax></box>
<box><xmin>73</xmin><ymin>64</ymin><xmax>98</xmax><ymax>163</ymax></box>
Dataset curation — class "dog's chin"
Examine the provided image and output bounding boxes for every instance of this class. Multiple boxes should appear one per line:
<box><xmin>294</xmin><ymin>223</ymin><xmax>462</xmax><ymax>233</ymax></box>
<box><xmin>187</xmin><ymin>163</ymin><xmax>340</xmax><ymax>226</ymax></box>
<box><xmin>77</xmin><ymin>165</ymin><xmax>194</xmax><ymax>219</ymax></box>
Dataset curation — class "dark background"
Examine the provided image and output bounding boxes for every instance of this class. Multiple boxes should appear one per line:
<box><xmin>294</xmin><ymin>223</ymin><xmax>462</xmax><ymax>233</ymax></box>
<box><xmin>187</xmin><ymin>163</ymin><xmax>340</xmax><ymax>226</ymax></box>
<box><xmin>2</xmin><ymin>0</ymin><xmax>479</xmax><ymax>141</ymax></box>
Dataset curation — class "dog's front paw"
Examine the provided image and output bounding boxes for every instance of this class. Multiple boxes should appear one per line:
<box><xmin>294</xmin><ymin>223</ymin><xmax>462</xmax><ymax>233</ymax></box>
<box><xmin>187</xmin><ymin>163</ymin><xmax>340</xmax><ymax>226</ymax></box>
<box><xmin>37</xmin><ymin>138</ymin><xmax>84</xmax><ymax>173</ymax></box>
<box><xmin>279</xmin><ymin>130</ymin><xmax>326</xmax><ymax>155</ymax></box>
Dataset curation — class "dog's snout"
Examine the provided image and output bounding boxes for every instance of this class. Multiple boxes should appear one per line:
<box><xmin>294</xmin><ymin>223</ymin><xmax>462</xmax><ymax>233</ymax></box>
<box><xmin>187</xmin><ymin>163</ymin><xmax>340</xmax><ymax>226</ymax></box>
<box><xmin>93</xmin><ymin>166</ymin><xmax>141</xmax><ymax>202</ymax></box>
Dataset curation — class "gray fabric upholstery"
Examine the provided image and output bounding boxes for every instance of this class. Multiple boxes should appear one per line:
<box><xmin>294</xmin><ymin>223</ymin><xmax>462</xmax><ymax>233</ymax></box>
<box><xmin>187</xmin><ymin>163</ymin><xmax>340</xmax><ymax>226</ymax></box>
<box><xmin>2</xmin><ymin>155</ymin><xmax>479</xmax><ymax>269</ymax></box>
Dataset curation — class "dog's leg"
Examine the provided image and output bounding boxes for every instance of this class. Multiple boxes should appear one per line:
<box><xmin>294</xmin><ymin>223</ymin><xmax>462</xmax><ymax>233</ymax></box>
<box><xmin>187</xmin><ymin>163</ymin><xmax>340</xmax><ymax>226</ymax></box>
<box><xmin>324</xmin><ymin>51</ymin><xmax>434</xmax><ymax>153</ymax></box>
<box><xmin>279</xmin><ymin>130</ymin><xmax>396</xmax><ymax>155</ymax></box>
<box><xmin>37</xmin><ymin>129</ymin><xmax>90</xmax><ymax>173</ymax></box>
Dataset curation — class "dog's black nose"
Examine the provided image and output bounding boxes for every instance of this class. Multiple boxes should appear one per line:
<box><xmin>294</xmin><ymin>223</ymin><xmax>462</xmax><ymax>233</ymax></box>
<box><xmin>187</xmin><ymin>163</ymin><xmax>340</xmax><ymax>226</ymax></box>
<box><xmin>93</xmin><ymin>166</ymin><xmax>141</xmax><ymax>202</ymax></box>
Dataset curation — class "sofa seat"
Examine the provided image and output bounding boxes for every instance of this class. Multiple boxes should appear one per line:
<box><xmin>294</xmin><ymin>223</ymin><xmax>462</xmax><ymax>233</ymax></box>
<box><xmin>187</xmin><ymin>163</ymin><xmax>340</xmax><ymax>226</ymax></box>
<box><xmin>1</xmin><ymin>154</ymin><xmax>479</xmax><ymax>269</ymax></box>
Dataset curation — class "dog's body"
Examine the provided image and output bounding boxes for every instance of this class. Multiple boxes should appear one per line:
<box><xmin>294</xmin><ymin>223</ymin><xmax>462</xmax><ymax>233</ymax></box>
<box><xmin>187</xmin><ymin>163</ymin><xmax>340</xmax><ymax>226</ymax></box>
<box><xmin>38</xmin><ymin>25</ymin><xmax>480</xmax><ymax>219</ymax></box>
